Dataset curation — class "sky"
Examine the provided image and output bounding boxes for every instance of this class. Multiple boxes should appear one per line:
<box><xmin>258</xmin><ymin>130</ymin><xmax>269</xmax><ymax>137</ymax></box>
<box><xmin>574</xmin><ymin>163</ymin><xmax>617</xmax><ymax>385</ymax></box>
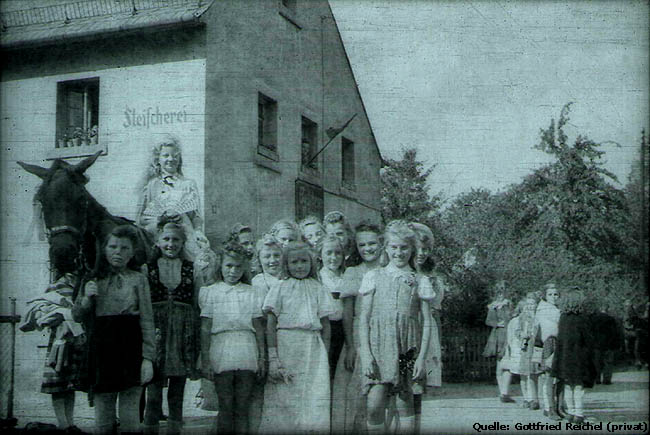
<box><xmin>329</xmin><ymin>0</ymin><xmax>649</xmax><ymax>202</ymax></box>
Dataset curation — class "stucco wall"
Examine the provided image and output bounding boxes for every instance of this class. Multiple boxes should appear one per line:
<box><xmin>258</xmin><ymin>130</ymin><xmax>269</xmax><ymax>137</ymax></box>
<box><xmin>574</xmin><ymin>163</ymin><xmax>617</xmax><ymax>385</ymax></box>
<box><xmin>0</xmin><ymin>58</ymin><xmax>206</xmax><ymax>409</ymax></box>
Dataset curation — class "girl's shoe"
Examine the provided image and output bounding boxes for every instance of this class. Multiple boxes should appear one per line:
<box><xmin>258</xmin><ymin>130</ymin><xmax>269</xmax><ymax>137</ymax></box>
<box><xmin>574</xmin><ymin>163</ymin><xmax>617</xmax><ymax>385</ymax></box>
<box><xmin>573</xmin><ymin>416</ymin><xmax>585</xmax><ymax>424</ymax></box>
<box><xmin>522</xmin><ymin>400</ymin><xmax>531</xmax><ymax>408</ymax></box>
<box><xmin>544</xmin><ymin>409</ymin><xmax>561</xmax><ymax>421</ymax></box>
<box><xmin>500</xmin><ymin>394</ymin><xmax>516</xmax><ymax>403</ymax></box>
<box><xmin>529</xmin><ymin>400</ymin><xmax>540</xmax><ymax>410</ymax></box>
<box><xmin>567</xmin><ymin>414</ymin><xmax>575</xmax><ymax>423</ymax></box>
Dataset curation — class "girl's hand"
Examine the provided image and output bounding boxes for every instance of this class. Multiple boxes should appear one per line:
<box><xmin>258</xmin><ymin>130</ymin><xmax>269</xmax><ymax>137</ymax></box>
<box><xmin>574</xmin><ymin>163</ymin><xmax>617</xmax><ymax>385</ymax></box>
<box><xmin>269</xmin><ymin>358</ymin><xmax>292</xmax><ymax>384</ymax></box>
<box><xmin>412</xmin><ymin>356</ymin><xmax>425</xmax><ymax>381</ymax></box>
<box><xmin>361</xmin><ymin>355</ymin><xmax>378</xmax><ymax>380</ymax></box>
<box><xmin>140</xmin><ymin>359</ymin><xmax>154</xmax><ymax>385</ymax></box>
<box><xmin>344</xmin><ymin>345</ymin><xmax>356</xmax><ymax>372</ymax></box>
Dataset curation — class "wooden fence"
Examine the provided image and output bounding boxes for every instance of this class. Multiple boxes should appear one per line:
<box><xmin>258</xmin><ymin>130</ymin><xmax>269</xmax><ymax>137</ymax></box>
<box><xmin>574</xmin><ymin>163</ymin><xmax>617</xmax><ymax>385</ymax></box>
<box><xmin>441</xmin><ymin>328</ymin><xmax>496</xmax><ymax>383</ymax></box>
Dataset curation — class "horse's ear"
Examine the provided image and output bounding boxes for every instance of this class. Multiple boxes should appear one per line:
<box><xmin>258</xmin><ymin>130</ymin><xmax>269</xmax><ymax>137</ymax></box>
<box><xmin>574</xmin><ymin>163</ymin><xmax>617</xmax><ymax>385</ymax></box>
<box><xmin>73</xmin><ymin>151</ymin><xmax>102</xmax><ymax>174</ymax></box>
<box><xmin>17</xmin><ymin>161</ymin><xmax>50</xmax><ymax>179</ymax></box>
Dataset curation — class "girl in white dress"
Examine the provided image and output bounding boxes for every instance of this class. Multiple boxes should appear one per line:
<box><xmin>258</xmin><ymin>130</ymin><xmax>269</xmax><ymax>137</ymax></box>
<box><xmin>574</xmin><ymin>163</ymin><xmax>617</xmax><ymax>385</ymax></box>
<box><xmin>199</xmin><ymin>242</ymin><xmax>265</xmax><ymax>434</ymax></box>
<box><xmin>248</xmin><ymin>235</ymin><xmax>284</xmax><ymax>433</ymax></box>
<box><xmin>260</xmin><ymin>241</ymin><xmax>335</xmax><ymax>434</ymax></box>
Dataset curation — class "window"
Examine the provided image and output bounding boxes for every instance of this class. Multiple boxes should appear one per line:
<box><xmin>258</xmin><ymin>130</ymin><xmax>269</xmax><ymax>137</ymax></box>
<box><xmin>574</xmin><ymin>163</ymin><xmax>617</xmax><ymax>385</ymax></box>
<box><xmin>341</xmin><ymin>137</ymin><xmax>355</xmax><ymax>189</ymax></box>
<box><xmin>258</xmin><ymin>93</ymin><xmax>278</xmax><ymax>159</ymax></box>
<box><xmin>55</xmin><ymin>77</ymin><xmax>99</xmax><ymax>149</ymax></box>
<box><xmin>301</xmin><ymin>116</ymin><xmax>318</xmax><ymax>173</ymax></box>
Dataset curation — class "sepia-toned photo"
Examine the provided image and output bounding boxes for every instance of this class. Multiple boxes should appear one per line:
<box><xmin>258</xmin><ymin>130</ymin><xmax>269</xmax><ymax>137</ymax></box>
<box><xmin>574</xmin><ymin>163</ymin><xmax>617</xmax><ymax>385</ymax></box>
<box><xmin>1</xmin><ymin>1</ymin><xmax>647</xmax><ymax>434</ymax></box>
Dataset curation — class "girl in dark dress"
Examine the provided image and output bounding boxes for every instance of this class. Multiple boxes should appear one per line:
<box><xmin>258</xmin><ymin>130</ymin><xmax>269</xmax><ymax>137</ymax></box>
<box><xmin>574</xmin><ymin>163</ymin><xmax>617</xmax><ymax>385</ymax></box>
<box><xmin>551</xmin><ymin>289</ymin><xmax>597</xmax><ymax>424</ymax></box>
<box><xmin>72</xmin><ymin>225</ymin><xmax>155</xmax><ymax>435</ymax></box>
<box><xmin>143</xmin><ymin>221</ymin><xmax>200</xmax><ymax>435</ymax></box>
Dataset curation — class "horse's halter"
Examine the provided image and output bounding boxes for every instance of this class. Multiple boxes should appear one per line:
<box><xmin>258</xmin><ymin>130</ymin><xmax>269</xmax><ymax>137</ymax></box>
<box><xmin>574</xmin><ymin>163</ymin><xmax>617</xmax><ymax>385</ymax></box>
<box><xmin>43</xmin><ymin>195</ymin><xmax>91</xmax><ymax>272</ymax></box>
<box><xmin>44</xmin><ymin>196</ymin><xmax>89</xmax><ymax>240</ymax></box>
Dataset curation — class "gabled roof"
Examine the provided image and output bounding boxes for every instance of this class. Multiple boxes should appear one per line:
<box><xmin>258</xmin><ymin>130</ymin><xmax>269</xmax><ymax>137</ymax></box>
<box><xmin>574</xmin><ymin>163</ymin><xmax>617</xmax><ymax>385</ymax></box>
<box><xmin>0</xmin><ymin>0</ymin><xmax>214</xmax><ymax>49</ymax></box>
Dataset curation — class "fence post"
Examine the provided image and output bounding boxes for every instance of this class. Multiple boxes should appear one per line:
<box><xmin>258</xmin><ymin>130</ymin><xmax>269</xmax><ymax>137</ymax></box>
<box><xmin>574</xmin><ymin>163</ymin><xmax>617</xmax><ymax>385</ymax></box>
<box><xmin>8</xmin><ymin>297</ymin><xmax>17</xmax><ymax>420</ymax></box>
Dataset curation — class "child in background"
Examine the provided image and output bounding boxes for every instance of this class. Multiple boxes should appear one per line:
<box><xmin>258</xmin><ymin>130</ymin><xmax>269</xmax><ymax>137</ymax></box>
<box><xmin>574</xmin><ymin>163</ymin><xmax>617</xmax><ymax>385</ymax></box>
<box><xmin>482</xmin><ymin>281</ymin><xmax>514</xmax><ymax>403</ymax></box>
<box><xmin>500</xmin><ymin>300</ymin><xmax>527</xmax><ymax>403</ymax></box>
<box><xmin>518</xmin><ymin>293</ymin><xmax>542</xmax><ymax>410</ymax></box>
<box><xmin>72</xmin><ymin>226</ymin><xmax>155</xmax><ymax>435</ymax></box>
<box><xmin>229</xmin><ymin>223</ymin><xmax>260</xmax><ymax>277</ymax></box>
<box><xmin>260</xmin><ymin>241</ymin><xmax>334</xmax><ymax>434</ymax></box>
<box><xmin>269</xmin><ymin>219</ymin><xmax>300</xmax><ymax>248</ymax></box>
<box><xmin>143</xmin><ymin>221</ymin><xmax>199</xmax><ymax>435</ymax></box>
<box><xmin>200</xmin><ymin>242</ymin><xmax>265</xmax><ymax>434</ymax></box>
<box><xmin>358</xmin><ymin>221</ymin><xmax>434</xmax><ymax>434</ymax></box>
<box><xmin>323</xmin><ymin>211</ymin><xmax>359</xmax><ymax>267</ymax></box>
<box><xmin>332</xmin><ymin>222</ymin><xmax>383</xmax><ymax>434</ymax></box>
<box><xmin>534</xmin><ymin>283</ymin><xmax>561</xmax><ymax>420</ymax></box>
<box><xmin>299</xmin><ymin>215</ymin><xmax>326</xmax><ymax>248</ymax></box>
<box><xmin>551</xmin><ymin>289</ymin><xmax>597</xmax><ymax>424</ymax></box>
<box><xmin>249</xmin><ymin>235</ymin><xmax>284</xmax><ymax>433</ymax></box>
<box><xmin>318</xmin><ymin>235</ymin><xmax>346</xmax><ymax>381</ymax></box>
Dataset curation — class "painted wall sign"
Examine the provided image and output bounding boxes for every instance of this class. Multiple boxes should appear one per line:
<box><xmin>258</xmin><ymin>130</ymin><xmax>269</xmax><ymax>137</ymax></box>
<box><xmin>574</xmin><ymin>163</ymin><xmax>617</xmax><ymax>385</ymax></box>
<box><xmin>123</xmin><ymin>106</ymin><xmax>188</xmax><ymax>129</ymax></box>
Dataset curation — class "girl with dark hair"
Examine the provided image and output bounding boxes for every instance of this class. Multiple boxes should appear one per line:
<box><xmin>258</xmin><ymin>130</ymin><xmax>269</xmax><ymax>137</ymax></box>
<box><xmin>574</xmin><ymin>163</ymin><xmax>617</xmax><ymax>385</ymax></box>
<box><xmin>72</xmin><ymin>225</ymin><xmax>155</xmax><ymax>434</ymax></box>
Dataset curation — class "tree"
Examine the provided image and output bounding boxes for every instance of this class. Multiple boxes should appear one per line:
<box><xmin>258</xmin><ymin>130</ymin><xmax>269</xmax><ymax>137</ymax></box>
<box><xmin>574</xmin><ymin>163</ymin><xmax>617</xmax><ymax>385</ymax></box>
<box><xmin>380</xmin><ymin>148</ymin><xmax>441</xmax><ymax>223</ymax></box>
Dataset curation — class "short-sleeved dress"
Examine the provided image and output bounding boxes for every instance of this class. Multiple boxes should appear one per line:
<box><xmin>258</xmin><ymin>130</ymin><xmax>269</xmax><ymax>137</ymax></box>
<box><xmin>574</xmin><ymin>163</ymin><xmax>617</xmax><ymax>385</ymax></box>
<box><xmin>148</xmin><ymin>258</ymin><xmax>198</xmax><ymax>379</ymax></box>
<box><xmin>358</xmin><ymin>266</ymin><xmax>435</xmax><ymax>395</ymax></box>
<box><xmin>332</xmin><ymin>263</ymin><xmax>376</xmax><ymax>434</ymax></box>
<box><xmin>199</xmin><ymin>282</ymin><xmax>264</xmax><ymax>374</ymax></box>
<box><xmin>260</xmin><ymin>277</ymin><xmax>335</xmax><ymax>434</ymax></box>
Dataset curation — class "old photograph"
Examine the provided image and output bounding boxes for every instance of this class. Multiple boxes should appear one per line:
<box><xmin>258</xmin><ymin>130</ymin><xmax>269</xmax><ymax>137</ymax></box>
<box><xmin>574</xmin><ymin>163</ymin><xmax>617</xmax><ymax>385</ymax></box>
<box><xmin>0</xmin><ymin>0</ymin><xmax>648</xmax><ymax>434</ymax></box>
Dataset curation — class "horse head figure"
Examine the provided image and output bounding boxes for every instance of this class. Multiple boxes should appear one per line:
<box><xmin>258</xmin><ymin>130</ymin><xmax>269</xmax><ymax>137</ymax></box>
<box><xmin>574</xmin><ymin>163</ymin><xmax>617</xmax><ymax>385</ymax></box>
<box><xmin>18</xmin><ymin>152</ymin><xmax>149</xmax><ymax>276</ymax></box>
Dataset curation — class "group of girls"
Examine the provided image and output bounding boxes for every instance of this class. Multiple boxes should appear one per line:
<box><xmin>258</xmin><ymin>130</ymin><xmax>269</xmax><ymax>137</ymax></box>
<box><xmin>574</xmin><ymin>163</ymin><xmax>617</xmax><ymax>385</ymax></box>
<box><xmin>28</xmin><ymin>135</ymin><xmax>447</xmax><ymax>434</ymax></box>
<box><xmin>484</xmin><ymin>282</ymin><xmax>598</xmax><ymax>424</ymax></box>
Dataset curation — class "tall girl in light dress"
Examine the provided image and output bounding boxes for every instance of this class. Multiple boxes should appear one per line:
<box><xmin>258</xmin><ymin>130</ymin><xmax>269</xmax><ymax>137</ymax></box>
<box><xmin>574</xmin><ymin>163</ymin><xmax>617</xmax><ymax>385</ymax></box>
<box><xmin>143</xmin><ymin>221</ymin><xmax>200</xmax><ymax>435</ymax></box>
<box><xmin>249</xmin><ymin>235</ymin><xmax>284</xmax><ymax>433</ymax></box>
<box><xmin>200</xmin><ymin>242</ymin><xmax>265</xmax><ymax>434</ymax></box>
<box><xmin>260</xmin><ymin>241</ymin><xmax>335</xmax><ymax>434</ymax></box>
<box><xmin>358</xmin><ymin>221</ymin><xmax>434</xmax><ymax>434</ymax></box>
<box><xmin>332</xmin><ymin>222</ymin><xmax>383</xmax><ymax>434</ymax></box>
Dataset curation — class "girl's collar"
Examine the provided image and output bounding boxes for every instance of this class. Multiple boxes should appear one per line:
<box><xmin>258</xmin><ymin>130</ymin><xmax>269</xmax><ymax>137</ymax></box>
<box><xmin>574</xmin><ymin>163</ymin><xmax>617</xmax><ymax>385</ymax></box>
<box><xmin>385</xmin><ymin>262</ymin><xmax>414</xmax><ymax>275</ymax></box>
<box><xmin>488</xmin><ymin>298</ymin><xmax>511</xmax><ymax>309</ymax></box>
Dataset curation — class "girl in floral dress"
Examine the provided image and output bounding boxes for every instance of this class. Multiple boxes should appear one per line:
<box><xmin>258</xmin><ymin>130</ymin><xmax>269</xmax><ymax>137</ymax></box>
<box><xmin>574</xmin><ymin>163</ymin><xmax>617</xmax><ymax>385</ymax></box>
<box><xmin>358</xmin><ymin>221</ymin><xmax>434</xmax><ymax>434</ymax></box>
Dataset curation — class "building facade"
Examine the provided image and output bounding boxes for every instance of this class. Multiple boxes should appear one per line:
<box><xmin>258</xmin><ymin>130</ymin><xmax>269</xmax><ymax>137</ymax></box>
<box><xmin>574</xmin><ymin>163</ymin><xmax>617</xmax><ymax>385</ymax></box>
<box><xmin>0</xmin><ymin>0</ymin><xmax>381</xmax><ymax>418</ymax></box>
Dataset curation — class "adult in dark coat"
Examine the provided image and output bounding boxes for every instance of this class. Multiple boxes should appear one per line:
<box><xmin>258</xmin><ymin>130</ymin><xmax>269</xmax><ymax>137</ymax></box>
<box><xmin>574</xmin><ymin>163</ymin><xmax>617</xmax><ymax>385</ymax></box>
<box><xmin>551</xmin><ymin>290</ymin><xmax>597</xmax><ymax>423</ymax></box>
<box><xmin>590</xmin><ymin>309</ymin><xmax>622</xmax><ymax>384</ymax></box>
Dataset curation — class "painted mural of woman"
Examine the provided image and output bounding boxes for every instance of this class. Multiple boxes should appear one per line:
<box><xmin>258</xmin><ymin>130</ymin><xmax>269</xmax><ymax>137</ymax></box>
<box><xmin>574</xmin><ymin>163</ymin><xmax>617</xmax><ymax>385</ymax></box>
<box><xmin>136</xmin><ymin>134</ymin><xmax>209</xmax><ymax>261</ymax></box>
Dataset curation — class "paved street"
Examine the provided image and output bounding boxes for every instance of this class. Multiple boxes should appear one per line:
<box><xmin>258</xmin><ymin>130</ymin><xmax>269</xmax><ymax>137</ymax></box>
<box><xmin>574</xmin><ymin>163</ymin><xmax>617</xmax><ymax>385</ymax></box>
<box><xmin>10</xmin><ymin>370</ymin><xmax>648</xmax><ymax>434</ymax></box>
